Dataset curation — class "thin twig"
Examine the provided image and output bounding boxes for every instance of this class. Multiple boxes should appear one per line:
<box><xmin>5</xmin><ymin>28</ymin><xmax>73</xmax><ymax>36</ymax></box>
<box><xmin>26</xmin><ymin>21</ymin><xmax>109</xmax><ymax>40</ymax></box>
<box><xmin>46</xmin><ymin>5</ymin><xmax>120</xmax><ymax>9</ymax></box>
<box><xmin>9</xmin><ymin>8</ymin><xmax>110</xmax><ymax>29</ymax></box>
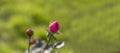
<box><xmin>28</xmin><ymin>37</ymin><xmax>31</xmax><ymax>53</ymax></box>
<box><xmin>42</xmin><ymin>34</ymin><xmax>53</xmax><ymax>53</ymax></box>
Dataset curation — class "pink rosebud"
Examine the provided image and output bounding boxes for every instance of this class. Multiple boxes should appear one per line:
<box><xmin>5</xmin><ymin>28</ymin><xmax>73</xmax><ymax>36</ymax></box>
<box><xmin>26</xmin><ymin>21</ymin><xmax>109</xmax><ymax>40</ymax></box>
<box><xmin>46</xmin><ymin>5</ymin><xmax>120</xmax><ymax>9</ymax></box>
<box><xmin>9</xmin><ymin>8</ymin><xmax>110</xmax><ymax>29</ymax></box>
<box><xmin>26</xmin><ymin>28</ymin><xmax>33</xmax><ymax>37</ymax></box>
<box><xmin>49</xmin><ymin>21</ymin><xmax>60</xmax><ymax>33</ymax></box>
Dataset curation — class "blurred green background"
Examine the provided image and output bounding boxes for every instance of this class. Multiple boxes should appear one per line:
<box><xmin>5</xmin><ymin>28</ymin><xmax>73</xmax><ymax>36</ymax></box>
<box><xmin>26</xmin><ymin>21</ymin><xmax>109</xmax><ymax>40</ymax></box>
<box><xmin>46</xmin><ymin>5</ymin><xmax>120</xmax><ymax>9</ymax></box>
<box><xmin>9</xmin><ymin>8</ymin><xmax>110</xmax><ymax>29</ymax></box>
<box><xmin>0</xmin><ymin>0</ymin><xmax>120</xmax><ymax>53</ymax></box>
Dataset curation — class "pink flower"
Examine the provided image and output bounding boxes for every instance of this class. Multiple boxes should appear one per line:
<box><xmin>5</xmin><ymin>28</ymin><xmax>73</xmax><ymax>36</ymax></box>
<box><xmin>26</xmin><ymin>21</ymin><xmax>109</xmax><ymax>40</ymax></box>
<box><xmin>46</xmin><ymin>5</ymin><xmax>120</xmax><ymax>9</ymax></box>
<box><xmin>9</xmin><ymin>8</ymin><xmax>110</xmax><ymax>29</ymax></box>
<box><xmin>49</xmin><ymin>21</ymin><xmax>60</xmax><ymax>33</ymax></box>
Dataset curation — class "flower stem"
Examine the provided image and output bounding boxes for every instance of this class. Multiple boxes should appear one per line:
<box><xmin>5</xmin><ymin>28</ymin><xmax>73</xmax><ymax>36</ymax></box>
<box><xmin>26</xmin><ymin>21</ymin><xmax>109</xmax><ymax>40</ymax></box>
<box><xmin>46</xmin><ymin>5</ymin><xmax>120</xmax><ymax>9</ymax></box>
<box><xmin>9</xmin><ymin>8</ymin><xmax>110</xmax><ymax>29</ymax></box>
<box><xmin>28</xmin><ymin>37</ymin><xmax>31</xmax><ymax>53</ymax></box>
<box><xmin>42</xmin><ymin>33</ymin><xmax>53</xmax><ymax>53</ymax></box>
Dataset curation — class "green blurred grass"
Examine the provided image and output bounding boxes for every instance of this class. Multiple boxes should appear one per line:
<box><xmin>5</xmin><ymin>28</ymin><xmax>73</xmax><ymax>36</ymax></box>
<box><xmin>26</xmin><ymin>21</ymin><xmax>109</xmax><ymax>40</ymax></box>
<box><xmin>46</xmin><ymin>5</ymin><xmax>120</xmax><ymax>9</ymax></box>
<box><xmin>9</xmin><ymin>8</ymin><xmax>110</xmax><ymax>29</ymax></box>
<box><xmin>0</xmin><ymin>0</ymin><xmax>120</xmax><ymax>53</ymax></box>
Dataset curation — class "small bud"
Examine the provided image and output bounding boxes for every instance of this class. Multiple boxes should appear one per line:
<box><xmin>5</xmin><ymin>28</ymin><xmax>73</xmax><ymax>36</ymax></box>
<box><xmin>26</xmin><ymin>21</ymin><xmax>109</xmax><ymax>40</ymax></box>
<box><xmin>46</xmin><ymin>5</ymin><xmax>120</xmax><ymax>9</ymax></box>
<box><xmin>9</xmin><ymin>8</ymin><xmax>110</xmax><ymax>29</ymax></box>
<box><xmin>49</xmin><ymin>21</ymin><xmax>60</xmax><ymax>33</ymax></box>
<box><xmin>29</xmin><ymin>39</ymin><xmax>38</xmax><ymax>46</ymax></box>
<box><xmin>26</xmin><ymin>28</ymin><xmax>33</xmax><ymax>37</ymax></box>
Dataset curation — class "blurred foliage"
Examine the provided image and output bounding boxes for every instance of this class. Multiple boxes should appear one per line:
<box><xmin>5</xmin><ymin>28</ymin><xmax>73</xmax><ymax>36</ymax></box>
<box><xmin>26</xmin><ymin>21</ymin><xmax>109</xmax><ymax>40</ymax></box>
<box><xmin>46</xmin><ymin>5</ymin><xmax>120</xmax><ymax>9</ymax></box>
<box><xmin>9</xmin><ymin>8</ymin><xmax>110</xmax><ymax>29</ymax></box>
<box><xmin>0</xmin><ymin>0</ymin><xmax>120</xmax><ymax>53</ymax></box>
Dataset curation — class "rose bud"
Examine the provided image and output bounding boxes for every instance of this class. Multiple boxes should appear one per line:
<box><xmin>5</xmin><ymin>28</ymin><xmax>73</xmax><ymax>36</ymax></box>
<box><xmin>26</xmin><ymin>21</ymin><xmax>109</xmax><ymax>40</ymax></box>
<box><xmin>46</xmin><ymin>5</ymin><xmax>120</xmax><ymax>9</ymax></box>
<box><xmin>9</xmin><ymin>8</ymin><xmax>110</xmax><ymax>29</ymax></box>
<box><xmin>26</xmin><ymin>28</ymin><xmax>33</xmax><ymax>37</ymax></box>
<box><xmin>49</xmin><ymin>21</ymin><xmax>60</xmax><ymax>33</ymax></box>
<box><xmin>29</xmin><ymin>39</ymin><xmax>38</xmax><ymax>46</ymax></box>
